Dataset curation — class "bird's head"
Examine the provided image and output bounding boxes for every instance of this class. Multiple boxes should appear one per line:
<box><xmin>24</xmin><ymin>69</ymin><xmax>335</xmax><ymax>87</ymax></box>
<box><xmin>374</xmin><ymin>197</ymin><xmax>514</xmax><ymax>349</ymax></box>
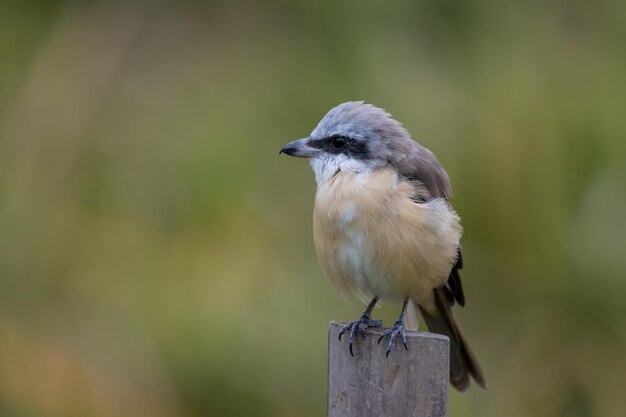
<box><xmin>280</xmin><ymin>101</ymin><xmax>414</xmax><ymax>184</ymax></box>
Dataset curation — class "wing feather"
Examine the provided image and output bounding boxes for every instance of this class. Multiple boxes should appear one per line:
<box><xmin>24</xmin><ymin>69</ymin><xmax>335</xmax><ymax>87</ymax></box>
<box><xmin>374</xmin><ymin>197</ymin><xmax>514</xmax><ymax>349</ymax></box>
<box><xmin>390</xmin><ymin>141</ymin><xmax>452</xmax><ymax>199</ymax></box>
<box><xmin>390</xmin><ymin>140</ymin><xmax>466</xmax><ymax>306</ymax></box>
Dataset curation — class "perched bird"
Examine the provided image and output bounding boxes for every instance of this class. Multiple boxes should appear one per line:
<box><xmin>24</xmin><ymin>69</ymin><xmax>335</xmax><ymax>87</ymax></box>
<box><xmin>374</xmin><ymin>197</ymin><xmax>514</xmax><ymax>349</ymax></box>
<box><xmin>279</xmin><ymin>102</ymin><xmax>486</xmax><ymax>391</ymax></box>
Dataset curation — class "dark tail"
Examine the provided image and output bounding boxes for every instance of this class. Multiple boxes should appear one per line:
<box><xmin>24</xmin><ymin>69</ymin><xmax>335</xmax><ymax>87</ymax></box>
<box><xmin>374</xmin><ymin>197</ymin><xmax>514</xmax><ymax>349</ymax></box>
<box><xmin>419</xmin><ymin>288</ymin><xmax>487</xmax><ymax>392</ymax></box>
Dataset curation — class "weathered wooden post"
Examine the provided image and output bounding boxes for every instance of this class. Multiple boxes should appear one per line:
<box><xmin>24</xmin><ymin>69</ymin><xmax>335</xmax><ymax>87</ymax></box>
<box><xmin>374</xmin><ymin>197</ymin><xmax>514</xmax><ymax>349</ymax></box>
<box><xmin>328</xmin><ymin>321</ymin><xmax>450</xmax><ymax>417</ymax></box>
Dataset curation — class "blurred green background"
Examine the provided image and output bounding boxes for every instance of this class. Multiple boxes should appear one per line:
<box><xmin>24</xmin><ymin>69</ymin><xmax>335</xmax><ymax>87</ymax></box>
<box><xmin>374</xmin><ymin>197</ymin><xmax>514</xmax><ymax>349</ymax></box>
<box><xmin>1</xmin><ymin>1</ymin><xmax>625</xmax><ymax>416</ymax></box>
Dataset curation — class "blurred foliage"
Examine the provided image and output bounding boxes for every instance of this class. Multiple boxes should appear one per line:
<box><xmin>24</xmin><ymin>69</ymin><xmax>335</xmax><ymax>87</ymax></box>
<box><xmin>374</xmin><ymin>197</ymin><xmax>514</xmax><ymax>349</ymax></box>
<box><xmin>0</xmin><ymin>1</ymin><xmax>625</xmax><ymax>416</ymax></box>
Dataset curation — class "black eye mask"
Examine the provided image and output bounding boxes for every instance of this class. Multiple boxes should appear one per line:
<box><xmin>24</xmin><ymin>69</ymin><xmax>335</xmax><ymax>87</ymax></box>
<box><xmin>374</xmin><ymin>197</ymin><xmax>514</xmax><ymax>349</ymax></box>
<box><xmin>308</xmin><ymin>135</ymin><xmax>369</xmax><ymax>159</ymax></box>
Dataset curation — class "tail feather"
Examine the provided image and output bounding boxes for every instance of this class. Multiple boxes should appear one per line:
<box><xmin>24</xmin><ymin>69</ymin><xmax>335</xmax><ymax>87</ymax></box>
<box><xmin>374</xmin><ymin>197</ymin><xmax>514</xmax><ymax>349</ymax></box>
<box><xmin>405</xmin><ymin>298</ymin><xmax>420</xmax><ymax>331</ymax></box>
<box><xmin>418</xmin><ymin>289</ymin><xmax>487</xmax><ymax>392</ymax></box>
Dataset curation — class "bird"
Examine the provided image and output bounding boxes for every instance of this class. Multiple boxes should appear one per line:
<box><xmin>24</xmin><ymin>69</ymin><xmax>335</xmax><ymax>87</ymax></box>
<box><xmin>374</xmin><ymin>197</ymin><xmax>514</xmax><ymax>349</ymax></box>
<box><xmin>279</xmin><ymin>101</ymin><xmax>486</xmax><ymax>392</ymax></box>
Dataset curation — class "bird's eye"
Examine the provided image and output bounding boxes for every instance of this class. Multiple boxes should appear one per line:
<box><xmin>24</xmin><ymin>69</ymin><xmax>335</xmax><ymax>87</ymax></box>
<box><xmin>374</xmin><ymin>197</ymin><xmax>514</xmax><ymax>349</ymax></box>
<box><xmin>330</xmin><ymin>135</ymin><xmax>349</xmax><ymax>149</ymax></box>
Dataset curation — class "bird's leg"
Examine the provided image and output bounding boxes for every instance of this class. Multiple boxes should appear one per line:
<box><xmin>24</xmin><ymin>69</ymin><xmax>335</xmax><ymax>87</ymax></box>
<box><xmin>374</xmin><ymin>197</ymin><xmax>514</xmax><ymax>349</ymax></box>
<box><xmin>378</xmin><ymin>298</ymin><xmax>409</xmax><ymax>357</ymax></box>
<box><xmin>338</xmin><ymin>296</ymin><xmax>382</xmax><ymax>356</ymax></box>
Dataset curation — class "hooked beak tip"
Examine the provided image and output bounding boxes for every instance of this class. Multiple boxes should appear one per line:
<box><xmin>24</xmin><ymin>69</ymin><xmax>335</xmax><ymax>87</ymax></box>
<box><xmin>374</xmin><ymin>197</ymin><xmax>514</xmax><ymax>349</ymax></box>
<box><xmin>279</xmin><ymin>143</ymin><xmax>298</xmax><ymax>157</ymax></box>
<box><xmin>279</xmin><ymin>138</ymin><xmax>317</xmax><ymax>158</ymax></box>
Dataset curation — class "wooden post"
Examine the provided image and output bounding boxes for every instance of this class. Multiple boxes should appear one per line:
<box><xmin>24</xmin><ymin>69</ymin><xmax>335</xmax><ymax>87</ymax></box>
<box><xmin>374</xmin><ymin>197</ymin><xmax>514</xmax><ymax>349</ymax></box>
<box><xmin>328</xmin><ymin>321</ymin><xmax>449</xmax><ymax>417</ymax></box>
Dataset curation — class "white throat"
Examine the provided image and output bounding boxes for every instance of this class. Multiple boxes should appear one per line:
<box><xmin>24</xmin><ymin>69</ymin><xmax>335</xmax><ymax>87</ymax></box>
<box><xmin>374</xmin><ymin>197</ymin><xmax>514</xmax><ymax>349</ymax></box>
<box><xmin>309</xmin><ymin>154</ymin><xmax>372</xmax><ymax>186</ymax></box>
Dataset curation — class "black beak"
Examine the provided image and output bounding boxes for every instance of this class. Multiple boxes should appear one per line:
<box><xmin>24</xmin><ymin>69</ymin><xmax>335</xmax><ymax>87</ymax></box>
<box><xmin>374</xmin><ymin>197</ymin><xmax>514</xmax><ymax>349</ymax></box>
<box><xmin>279</xmin><ymin>141</ymin><xmax>300</xmax><ymax>156</ymax></box>
<box><xmin>279</xmin><ymin>138</ymin><xmax>320</xmax><ymax>158</ymax></box>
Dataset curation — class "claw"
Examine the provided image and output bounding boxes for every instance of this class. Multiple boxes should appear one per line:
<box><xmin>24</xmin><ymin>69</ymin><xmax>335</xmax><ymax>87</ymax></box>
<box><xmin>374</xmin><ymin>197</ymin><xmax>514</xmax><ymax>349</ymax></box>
<box><xmin>338</xmin><ymin>315</ymin><xmax>382</xmax><ymax>356</ymax></box>
<box><xmin>378</xmin><ymin>319</ymin><xmax>407</xmax><ymax>357</ymax></box>
<box><xmin>338</xmin><ymin>321</ymin><xmax>353</xmax><ymax>341</ymax></box>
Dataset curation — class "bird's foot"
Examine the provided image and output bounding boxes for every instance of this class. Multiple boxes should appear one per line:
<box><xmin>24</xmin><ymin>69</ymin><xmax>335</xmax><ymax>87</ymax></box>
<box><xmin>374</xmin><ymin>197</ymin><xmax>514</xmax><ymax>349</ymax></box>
<box><xmin>338</xmin><ymin>314</ymin><xmax>382</xmax><ymax>356</ymax></box>
<box><xmin>378</xmin><ymin>319</ymin><xmax>408</xmax><ymax>357</ymax></box>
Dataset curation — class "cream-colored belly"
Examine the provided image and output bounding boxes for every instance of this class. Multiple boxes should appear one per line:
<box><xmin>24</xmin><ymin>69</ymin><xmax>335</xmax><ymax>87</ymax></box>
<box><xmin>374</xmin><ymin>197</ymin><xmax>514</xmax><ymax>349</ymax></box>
<box><xmin>313</xmin><ymin>168</ymin><xmax>462</xmax><ymax>307</ymax></box>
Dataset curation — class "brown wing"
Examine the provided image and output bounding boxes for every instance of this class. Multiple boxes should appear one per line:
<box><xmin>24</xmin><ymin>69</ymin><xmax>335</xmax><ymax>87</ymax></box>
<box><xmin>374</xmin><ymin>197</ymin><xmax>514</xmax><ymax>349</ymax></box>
<box><xmin>390</xmin><ymin>141</ymin><xmax>465</xmax><ymax>306</ymax></box>
<box><xmin>391</xmin><ymin>141</ymin><xmax>453</xmax><ymax>200</ymax></box>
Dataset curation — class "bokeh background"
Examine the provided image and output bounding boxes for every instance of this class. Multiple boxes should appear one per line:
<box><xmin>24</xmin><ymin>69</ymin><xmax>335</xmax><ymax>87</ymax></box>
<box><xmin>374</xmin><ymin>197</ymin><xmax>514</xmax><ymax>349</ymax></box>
<box><xmin>1</xmin><ymin>1</ymin><xmax>625</xmax><ymax>416</ymax></box>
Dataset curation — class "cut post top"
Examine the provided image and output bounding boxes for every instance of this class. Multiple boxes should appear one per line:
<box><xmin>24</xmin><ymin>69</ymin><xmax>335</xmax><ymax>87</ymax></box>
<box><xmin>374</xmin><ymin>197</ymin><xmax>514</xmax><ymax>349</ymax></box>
<box><xmin>328</xmin><ymin>321</ymin><xmax>450</xmax><ymax>417</ymax></box>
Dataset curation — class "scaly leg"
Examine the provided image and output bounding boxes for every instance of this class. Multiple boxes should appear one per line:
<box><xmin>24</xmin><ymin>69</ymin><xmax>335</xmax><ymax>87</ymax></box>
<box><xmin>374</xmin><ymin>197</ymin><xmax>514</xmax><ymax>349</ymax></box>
<box><xmin>338</xmin><ymin>296</ymin><xmax>382</xmax><ymax>356</ymax></box>
<box><xmin>378</xmin><ymin>298</ymin><xmax>409</xmax><ymax>357</ymax></box>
